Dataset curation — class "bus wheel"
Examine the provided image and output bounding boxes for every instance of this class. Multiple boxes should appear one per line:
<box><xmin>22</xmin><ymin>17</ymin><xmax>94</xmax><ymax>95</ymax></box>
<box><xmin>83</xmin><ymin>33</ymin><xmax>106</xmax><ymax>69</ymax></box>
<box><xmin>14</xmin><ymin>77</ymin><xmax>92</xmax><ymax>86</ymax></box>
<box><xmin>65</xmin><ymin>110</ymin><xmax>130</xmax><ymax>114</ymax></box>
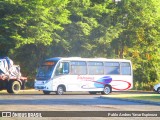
<box><xmin>89</xmin><ymin>91</ymin><xmax>97</xmax><ymax>95</ymax></box>
<box><xmin>157</xmin><ymin>87</ymin><xmax>160</xmax><ymax>94</ymax></box>
<box><xmin>43</xmin><ymin>91</ymin><xmax>51</xmax><ymax>95</ymax></box>
<box><xmin>56</xmin><ymin>86</ymin><xmax>64</xmax><ymax>95</ymax></box>
<box><xmin>101</xmin><ymin>85</ymin><xmax>111</xmax><ymax>95</ymax></box>
<box><xmin>7</xmin><ymin>81</ymin><xmax>21</xmax><ymax>94</ymax></box>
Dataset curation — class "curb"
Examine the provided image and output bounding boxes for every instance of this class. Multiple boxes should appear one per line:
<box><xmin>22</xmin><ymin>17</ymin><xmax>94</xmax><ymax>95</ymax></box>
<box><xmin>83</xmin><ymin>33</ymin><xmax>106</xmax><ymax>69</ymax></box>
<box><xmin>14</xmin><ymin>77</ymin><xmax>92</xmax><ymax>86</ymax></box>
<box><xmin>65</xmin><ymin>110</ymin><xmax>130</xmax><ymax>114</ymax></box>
<box><xmin>100</xmin><ymin>96</ymin><xmax>160</xmax><ymax>106</ymax></box>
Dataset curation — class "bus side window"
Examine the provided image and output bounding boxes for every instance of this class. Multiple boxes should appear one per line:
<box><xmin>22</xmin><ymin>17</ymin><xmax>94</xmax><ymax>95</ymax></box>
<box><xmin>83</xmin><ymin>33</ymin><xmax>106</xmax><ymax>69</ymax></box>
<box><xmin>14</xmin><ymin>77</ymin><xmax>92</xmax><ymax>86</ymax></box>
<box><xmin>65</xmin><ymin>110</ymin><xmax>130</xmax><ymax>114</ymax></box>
<box><xmin>55</xmin><ymin>62</ymin><xmax>69</xmax><ymax>75</ymax></box>
<box><xmin>104</xmin><ymin>62</ymin><xmax>120</xmax><ymax>75</ymax></box>
<box><xmin>121</xmin><ymin>62</ymin><xmax>131</xmax><ymax>75</ymax></box>
<box><xmin>70</xmin><ymin>61</ymin><xmax>87</xmax><ymax>75</ymax></box>
<box><xmin>88</xmin><ymin>62</ymin><xmax>104</xmax><ymax>75</ymax></box>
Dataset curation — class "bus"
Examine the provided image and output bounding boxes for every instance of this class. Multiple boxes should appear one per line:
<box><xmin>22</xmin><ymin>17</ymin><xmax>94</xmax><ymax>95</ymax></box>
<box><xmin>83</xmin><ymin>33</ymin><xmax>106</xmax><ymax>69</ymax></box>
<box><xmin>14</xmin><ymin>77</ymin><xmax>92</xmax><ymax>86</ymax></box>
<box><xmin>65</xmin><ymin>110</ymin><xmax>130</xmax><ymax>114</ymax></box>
<box><xmin>34</xmin><ymin>57</ymin><xmax>133</xmax><ymax>95</ymax></box>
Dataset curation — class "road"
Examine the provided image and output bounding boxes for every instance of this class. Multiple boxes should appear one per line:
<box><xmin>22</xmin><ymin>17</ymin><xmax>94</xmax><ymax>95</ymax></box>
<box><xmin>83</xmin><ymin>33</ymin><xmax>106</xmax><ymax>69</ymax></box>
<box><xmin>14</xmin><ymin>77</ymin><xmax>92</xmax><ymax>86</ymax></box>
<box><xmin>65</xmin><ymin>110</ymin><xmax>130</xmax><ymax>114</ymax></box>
<box><xmin>0</xmin><ymin>90</ymin><xmax>160</xmax><ymax>120</ymax></box>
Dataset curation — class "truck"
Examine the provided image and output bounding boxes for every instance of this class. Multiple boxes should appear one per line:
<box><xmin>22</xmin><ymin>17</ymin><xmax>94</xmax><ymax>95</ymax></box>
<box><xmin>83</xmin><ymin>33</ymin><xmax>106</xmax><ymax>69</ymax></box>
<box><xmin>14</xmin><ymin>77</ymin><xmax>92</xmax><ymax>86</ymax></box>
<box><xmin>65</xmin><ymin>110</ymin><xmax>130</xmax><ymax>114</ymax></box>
<box><xmin>0</xmin><ymin>57</ymin><xmax>27</xmax><ymax>94</ymax></box>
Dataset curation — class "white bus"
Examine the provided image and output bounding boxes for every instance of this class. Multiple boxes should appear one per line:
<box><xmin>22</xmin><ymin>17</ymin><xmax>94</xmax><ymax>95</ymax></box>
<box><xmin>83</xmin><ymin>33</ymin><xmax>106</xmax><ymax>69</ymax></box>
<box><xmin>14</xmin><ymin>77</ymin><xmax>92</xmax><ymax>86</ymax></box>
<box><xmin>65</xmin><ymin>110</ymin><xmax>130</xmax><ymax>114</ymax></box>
<box><xmin>34</xmin><ymin>57</ymin><xmax>133</xmax><ymax>95</ymax></box>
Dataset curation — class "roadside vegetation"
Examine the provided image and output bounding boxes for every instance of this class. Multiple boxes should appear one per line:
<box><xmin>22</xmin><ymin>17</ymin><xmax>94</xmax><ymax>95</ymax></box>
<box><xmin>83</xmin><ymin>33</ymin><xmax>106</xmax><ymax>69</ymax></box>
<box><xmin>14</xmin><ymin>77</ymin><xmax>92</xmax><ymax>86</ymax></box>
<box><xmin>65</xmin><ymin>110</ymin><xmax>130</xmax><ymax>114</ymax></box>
<box><xmin>105</xmin><ymin>94</ymin><xmax>160</xmax><ymax>102</ymax></box>
<box><xmin>0</xmin><ymin>0</ymin><xmax>160</xmax><ymax>90</ymax></box>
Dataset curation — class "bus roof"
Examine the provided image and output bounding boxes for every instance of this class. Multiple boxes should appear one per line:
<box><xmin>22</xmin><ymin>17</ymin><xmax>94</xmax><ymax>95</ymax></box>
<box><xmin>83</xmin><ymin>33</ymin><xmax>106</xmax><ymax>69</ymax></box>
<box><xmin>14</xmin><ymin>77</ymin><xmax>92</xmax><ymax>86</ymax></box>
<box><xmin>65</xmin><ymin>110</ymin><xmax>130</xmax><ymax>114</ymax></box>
<box><xmin>46</xmin><ymin>57</ymin><xmax>131</xmax><ymax>62</ymax></box>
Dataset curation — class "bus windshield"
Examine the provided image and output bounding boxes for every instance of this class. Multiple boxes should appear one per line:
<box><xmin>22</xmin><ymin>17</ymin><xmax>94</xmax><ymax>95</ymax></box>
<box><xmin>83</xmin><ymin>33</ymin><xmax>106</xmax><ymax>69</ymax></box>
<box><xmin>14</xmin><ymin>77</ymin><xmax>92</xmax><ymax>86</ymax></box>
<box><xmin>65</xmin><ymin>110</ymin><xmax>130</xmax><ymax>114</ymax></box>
<box><xmin>36</xmin><ymin>61</ymin><xmax>57</xmax><ymax>80</ymax></box>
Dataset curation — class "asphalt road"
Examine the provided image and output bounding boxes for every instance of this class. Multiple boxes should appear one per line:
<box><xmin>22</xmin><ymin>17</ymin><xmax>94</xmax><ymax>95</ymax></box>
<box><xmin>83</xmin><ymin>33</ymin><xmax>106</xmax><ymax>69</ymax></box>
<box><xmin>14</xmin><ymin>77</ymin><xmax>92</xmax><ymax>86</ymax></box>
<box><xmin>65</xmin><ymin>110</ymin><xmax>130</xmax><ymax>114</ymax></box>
<box><xmin>0</xmin><ymin>90</ymin><xmax>160</xmax><ymax>120</ymax></box>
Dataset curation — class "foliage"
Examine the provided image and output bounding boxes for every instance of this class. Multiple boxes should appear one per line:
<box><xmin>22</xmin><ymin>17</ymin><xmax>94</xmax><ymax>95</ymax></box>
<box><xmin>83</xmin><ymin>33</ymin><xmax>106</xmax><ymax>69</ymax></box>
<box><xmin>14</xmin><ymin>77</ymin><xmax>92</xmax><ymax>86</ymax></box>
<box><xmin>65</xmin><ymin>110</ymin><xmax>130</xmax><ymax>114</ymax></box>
<box><xmin>0</xmin><ymin>0</ymin><xmax>160</xmax><ymax>90</ymax></box>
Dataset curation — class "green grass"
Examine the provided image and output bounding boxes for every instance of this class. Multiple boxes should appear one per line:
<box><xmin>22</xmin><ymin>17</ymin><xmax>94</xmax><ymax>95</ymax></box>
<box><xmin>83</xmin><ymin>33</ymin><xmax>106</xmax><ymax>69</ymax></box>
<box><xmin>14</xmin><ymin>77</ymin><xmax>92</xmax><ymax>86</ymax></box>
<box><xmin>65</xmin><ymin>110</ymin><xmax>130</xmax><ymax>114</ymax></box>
<box><xmin>105</xmin><ymin>94</ymin><xmax>160</xmax><ymax>102</ymax></box>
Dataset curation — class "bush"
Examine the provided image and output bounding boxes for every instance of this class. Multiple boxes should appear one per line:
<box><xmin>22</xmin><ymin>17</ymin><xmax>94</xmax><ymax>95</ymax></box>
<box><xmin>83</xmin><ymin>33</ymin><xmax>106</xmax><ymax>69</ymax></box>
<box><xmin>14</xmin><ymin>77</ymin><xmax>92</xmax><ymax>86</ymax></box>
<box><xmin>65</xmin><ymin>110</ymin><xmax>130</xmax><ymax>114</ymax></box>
<box><xmin>133</xmin><ymin>80</ymin><xmax>159</xmax><ymax>91</ymax></box>
<box><xmin>25</xmin><ymin>80</ymin><xmax>34</xmax><ymax>89</ymax></box>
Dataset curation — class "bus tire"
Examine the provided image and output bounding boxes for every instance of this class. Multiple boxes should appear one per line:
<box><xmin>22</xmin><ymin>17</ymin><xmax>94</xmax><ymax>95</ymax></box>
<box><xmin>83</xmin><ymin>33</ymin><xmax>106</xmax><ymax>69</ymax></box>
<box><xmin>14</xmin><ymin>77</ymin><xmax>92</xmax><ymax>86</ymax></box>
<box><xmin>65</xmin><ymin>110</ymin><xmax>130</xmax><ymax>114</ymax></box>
<box><xmin>89</xmin><ymin>91</ymin><xmax>97</xmax><ymax>95</ymax></box>
<box><xmin>43</xmin><ymin>91</ymin><xmax>51</xmax><ymax>95</ymax></box>
<box><xmin>7</xmin><ymin>81</ymin><xmax>21</xmax><ymax>94</ymax></box>
<box><xmin>157</xmin><ymin>87</ymin><xmax>160</xmax><ymax>94</ymax></box>
<box><xmin>101</xmin><ymin>85</ymin><xmax>111</xmax><ymax>95</ymax></box>
<box><xmin>56</xmin><ymin>86</ymin><xmax>64</xmax><ymax>95</ymax></box>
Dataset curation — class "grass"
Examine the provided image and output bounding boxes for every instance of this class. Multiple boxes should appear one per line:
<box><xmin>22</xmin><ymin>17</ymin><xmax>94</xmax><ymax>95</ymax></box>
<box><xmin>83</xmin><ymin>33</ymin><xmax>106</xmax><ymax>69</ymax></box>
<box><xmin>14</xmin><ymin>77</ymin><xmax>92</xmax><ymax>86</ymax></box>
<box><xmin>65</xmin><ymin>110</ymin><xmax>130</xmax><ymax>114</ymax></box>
<box><xmin>105</xmin><ymin>94</ymin><xmax>160</xmax><ymax>102</ymax></box>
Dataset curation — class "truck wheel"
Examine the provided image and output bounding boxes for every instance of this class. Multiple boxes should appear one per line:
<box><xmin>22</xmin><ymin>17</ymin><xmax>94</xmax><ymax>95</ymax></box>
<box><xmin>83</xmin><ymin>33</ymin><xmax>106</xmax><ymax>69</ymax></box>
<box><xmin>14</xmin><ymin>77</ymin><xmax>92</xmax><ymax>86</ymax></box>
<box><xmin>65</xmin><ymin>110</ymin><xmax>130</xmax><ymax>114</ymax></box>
<box><xmin>7</xmin><ymin>81</ymin><xmax>21</xmax><ymax>94</ymax></box>
<box><xmin>56</xmin><ymin>86</ymin><xmax>64</xmax><ymax>95</ymax></box>
<box><xmin>157</xmin><ymin>87</ymin><xmax>160</xmax><ymax>94</ymax></box>
<box><xmin>101</xmin><ymin>85</ymin><xmax>111</xmax><ymax>95</ymax></box>
<box><xmin>43</xmin><ymin>91</ymin><xmax>51</xmax><ymax>95</ymax></box>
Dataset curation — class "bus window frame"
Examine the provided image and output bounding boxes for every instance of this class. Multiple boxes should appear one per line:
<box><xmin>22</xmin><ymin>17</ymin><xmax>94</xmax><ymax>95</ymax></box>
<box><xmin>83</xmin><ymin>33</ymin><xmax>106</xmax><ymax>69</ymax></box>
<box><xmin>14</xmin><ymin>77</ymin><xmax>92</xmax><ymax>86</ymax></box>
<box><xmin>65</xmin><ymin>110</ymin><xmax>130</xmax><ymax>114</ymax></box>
<box><xmin>55</xmin><ymin>61</ymin><xmax>70</xmax><ymax>76</ymax></box>
<box><xmin>87</xmin><ymin>61</ymin><xmax>104</xmax><ymax>75</ymax></box>
<box><xmin>120</xmin><ymin>62</ymin><xmax>131</xmax><ymax>75</ymax></box>
<box><xmin>70</xmin><ymin>61</ymin><xmax>87</xmax><ymax>75</ymax></box>
<box><xmin>104</xmin><ymin>62</ymin><xmax>120</xmax><ymax>75</ymax></box>
<box><xmin>54</xmin><ymin>60</ymin><xmax>132</xmax><ymax>76</ymax></box>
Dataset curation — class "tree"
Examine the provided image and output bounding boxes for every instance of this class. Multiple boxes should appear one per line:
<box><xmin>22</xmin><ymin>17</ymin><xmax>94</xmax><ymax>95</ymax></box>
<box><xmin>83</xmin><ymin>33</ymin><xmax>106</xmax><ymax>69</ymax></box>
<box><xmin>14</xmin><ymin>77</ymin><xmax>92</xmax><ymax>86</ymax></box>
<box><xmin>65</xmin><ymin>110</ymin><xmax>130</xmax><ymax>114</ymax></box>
<box><xmin>1</xmin><ymin>0</ymin><xmax>160</xmax><ymax>90</ymax></box>
<box><xmin>59</xmin><ymin>0</ymin><xmax>117</xmax><ymax>57</ymax></box>
<box><xmin>111</xmin><ymin>0</ymin><xmax>160</xmax><ymax>90</ymax></box>
<box><xmin>0</xmin><ymin>0</ymin><xmax>71</xmax><ymax>80</ymax></box>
